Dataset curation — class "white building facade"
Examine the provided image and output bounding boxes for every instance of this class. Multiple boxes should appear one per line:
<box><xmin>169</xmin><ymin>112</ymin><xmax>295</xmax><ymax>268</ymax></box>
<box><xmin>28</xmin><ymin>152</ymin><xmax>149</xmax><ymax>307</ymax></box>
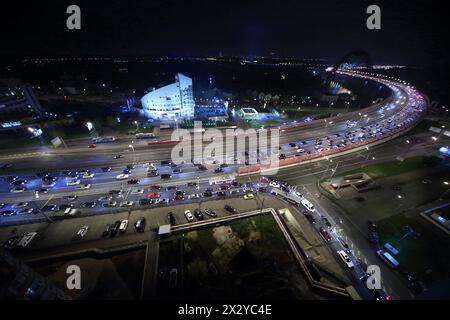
<box><xmin>141</xmin><ymin>73</ymin><xmax>195</xmax><ymax>120</ymax></box>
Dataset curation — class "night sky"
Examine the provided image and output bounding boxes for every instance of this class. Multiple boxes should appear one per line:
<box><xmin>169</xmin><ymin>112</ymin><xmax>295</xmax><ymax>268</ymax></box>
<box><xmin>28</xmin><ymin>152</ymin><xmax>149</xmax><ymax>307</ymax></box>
<box><xmin>0</xmin><ymin>0</ymin><xmax>448</xmax><ymax>66</ymax></box>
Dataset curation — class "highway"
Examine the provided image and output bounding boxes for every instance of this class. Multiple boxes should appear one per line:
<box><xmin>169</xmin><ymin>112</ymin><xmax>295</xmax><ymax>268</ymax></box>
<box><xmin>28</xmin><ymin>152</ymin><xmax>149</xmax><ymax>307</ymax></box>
<box><xmin>0</xmin><ymin>70</ymin><xmax>430</xmax><ymax>300</ymax></box>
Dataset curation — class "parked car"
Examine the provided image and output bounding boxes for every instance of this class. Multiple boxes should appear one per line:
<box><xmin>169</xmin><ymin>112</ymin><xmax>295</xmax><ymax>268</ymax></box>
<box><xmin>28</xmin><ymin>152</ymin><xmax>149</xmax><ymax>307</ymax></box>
<box><xmin>167</xmin><ymin>212</ymin><xmax>176</xmax><ymax>225</ymax></box>
<box><xmin>135</xmin><ymin>217</ymin><xmax>146</xmax><ymax>232</ymax></box>
<box><xmin>204</xmin><ymin>208</ymin><xmax>217</xmax><ymax>217</ymax></box>
<box><xmin>119</xmin><ymin>220</ymin><xmax>129</xmax><ymax>233</ymax></box>
<box><xmin>184</xmin><ymin>210</ymin><xmax>194</xmax><ymax>222</ymax></box>
<box><xmin>76</xmin><ymin>226</ymin><xmax>89</xmax><ymax>239</ymax></box>
<box><xmin>193</xmin><ymin>209</ymin><xmax>204</xmax><ymax>220</ymax></box>
<box><xmin>224</xmin><ymin>204</ymin><xmax>237</xmax><ymax>214</ymax></box>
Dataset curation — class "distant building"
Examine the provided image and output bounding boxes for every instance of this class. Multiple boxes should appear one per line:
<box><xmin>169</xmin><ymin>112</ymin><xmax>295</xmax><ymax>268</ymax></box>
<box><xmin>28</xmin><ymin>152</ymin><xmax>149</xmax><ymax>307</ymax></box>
<box><xmin>238</xmin><ymin>107</ymin><xmax>259</xmax><ymax>120</ymax></box>
<box><xmin>0</xmin><ymin>79</ymin><xmax>43</xmax><ymax>128</ymax></box>
<box><xmin>141</xmin><ymin>73</ymin><xmax>195</xmax><ymax>120</ymax></box>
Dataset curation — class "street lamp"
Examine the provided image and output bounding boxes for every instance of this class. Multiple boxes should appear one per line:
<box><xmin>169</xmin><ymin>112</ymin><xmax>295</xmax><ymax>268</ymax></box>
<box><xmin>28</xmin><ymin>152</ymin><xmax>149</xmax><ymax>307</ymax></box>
<box><xmin>129</xmin><ymin>144</ymin><xmax>136</xmax><ymax>165</ymax></box>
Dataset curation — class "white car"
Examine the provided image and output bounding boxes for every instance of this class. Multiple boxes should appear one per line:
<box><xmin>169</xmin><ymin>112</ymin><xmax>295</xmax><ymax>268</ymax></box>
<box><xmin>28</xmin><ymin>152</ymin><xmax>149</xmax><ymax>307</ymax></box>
<box><xmin>296</xmin><ymin>148</ymin><xmax>305</xmax><ymax>153</ymax></box>
<box><xmin>189</xmin><ymin>194</ymin><xmax>201</xmax><ymax>199</ymax></box>
<box><xmin>75</xmin><ymin>184</ymin><xmax>91</xmax><ymax>190</ymax></box>
<box><xmin>10</xmin><ymin>187</ymin><xmax>26</xmax><ymax>193</ymax></box>
<box><xmin>116</xmin><ymin>174</ymin><xmax>129</xmax><ymax>180</ymax></box>
<box><xmin>18</xmin><ymin>232</ymin><xmax>37</xmax><ymax>247</ymax></box>
<box><xmin>77</xmin><ymin>226</ymin><xmax>89</xmax><ymax>239</ymax></box>
<box><xmin>301</xmin><ymin>198</ymin><xmax>315</xmax><ymax>212</ymax></box>
<box><xmin>131</xmin><ymin>189</ymin><xmax>144</xmax><ymax>195</ymax></box>
<box><xmin>120</xmin><ymin>201</ymin><xmax>134</xmax><ymax>207</ymax></box>
<box><xmin>184</xmin><ymin>210</ymin><xmax>194</xmax><ymax>222</ymax></box>
<box><xmin>67</xmin><ymin>179</ymin><xmax>81</xmax><ymax>186</ymax></box>
<box><xmin>82</xmin><ymin>172</ymin><xmax>94</xmax><ymax>179</ymax></box>
<box><xmin>119</xmin><ymin>220</ymin><xmax>128</xmax><ymax>233</ymax></box>
<box><xmin>337</xmin><ymin>250</ymin><xmax>354</xmax><ymax>269</ymax></box>
<box><xmin>269</xmin><ymin>181</ymin><xmax>280</xmax><ymax>188</ymax></box>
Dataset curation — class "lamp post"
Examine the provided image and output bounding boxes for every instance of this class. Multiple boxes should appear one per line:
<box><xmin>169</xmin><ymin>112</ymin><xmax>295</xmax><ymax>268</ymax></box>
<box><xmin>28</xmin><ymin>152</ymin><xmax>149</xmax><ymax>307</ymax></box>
<box><xmin>86</xmin><ymin>121</ymin><xmax>98</xmax><ymax>138</ymax></box>
<box><xmin>129</xmin><ymin>144</ymin><xmax>136</xmax><ymax>165</ymax></box>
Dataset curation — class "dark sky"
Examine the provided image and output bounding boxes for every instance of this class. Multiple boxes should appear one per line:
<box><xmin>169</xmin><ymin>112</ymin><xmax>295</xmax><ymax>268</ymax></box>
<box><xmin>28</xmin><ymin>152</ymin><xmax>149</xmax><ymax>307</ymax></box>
<box><xmin>0</xmin><ymin>0</ymin><xmax>448</xmax><ymax>66</ymax></box>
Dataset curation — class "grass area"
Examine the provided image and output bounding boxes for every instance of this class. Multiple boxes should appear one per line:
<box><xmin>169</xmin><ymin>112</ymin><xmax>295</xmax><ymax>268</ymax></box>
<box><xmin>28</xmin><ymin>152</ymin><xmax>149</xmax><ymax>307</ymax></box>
<box><xmin>378</xmin><ymin>212</ymin><xmax>450</xmax><ymax>283</ymax></box>
<box><xmin>333</xmin><ymin>156</ymin><xmax>443</xmax><ymax>180</ymax></box>
<box><xmin>405</xmin><ymin>118</ymin><xmax>444</xmax><ymax>135</ymax></box>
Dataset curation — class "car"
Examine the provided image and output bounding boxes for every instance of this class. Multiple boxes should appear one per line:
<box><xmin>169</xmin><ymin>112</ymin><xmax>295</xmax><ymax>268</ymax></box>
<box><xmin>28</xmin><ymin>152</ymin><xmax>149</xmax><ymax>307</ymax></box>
<box><xmin>189</xmin><ymin>193</ymin><xmax>201</xmax><ymax>199</ymax></box>
<box><xmin>120</xmin><ymin>201</ymin><xmax>134</xmax><ymax>207</ymax></box>
<box><xmin>76</xmin><ymin>226</ymin><xmax>89</xmax><ymax>239</ymax></box>
<box><xmin>204</xmin><ymin>208</ymin><xmax>217</xmax><ymax>217</ymax></box>
<box><xmin>203</xmin><ymin>191</ymin><xmax>213</xmax><ymax>197</ymax></box>
<box><xmin>150</xmin><ymin>185</ymin><xmax>162</xmax><ymax>191</ymax></box>
<box><xmin>114</xmin><ymin>154</ymin><xmax>123</xmax><ymax>159</ymax></box>
<box><xmin>184</xmin><ymin>210</ymin><xmax>194</xmax><ymax>222</ymax></box>
<box><xmin>174</xmin><ymin>194</ymin><xmax>185</xmax><ymax>201</ymax></box>
<box><xmin>126</xmin><ymin>164</ymin><xmax>136</xmax><ymax>170</ymax></box>
<box><xmin>42</xmin><ymin>181</ymin><xmax>56</xmax><ymax>188</ymax></box>
<box><xmin>75</xmin><ymin>169</ymin><xmax>89</xmax><ymax>175</ymax></box>
<box><xmin>1</xmin><ymin>210</ymin><xmax>16</xmax><ymax>217</ymax></box>
<box><xmin>323</xmin><ymin>217</ymin><xmax>332</xmax><ymax>228</ymax></box>
<box><xmin>193</xmin><ymin>209</ymin><xmax>204</xmax><ymax>220</ymax></box>
<box><xmin>148</xmin><ymin>192</ymin><xmax>160</xmax><ymax>199</ymax></box>
<box><xmin>59</xmin><ymin>204</ymin><xmax>74</xmax><ymax>211</ymax></box>
<box><xmin>7</xmin><ymin>176</ymin><xmax>18</xmax><ymax>182</ymax></box>
<box><xmin>214</xmin><ymin>167</ymin><xmax>223</xmax><ymax>173</ymax></box>
<box><xmin>102</xmin><ymin>201</ymin><xmax>117</xmax><ymax>207</ymax></box>
<box><xmin>110</xmin><ymin>220</ymin><xmax>121</xmax><ymax>236</ymax></box>
<box><xmin>19</xmin><ymin>208</ymin><xmax>35</xmax><ymax>215</ymax></box>
<box><xmin>166</xmin><ymin>185</ymin><xmax>177</xmax><ymax>191</ymax></box>
<box><xmin>3</xmin><ymin>236</ymin><xmax>21</xmax><ymax>250</ymax></box>
<box><xmin>75</xmin><ymin>184</ymin><xmax>91</xmax><ymax>190</ymax></box>
<box><xmin>368</xmin><ymin>221</ymin><xmax>377</xmax><ymax>232</ymax></box>
<box><xmin>80</xmin><ymin>202</ymin><xmax>96</xmax><ymax>208</ymax></box>
<box><xmin>116</xmin><ymin>174</ymin><xmax>129</xmax><ymax>180</ymax></box>
<box><xmin>139</xmin><ymin>198</ymin><xmax>152</xmax><ymax>206</ymax></box>
<box><xmin>42</xmin><ymin>204</ymin><xmax>58</xmax><ymax>212</ymax></box>
<box><xmin>98</xmin><ymin>195</ymin><xmax>113</xmax><ymax>201</ymax></box>
<box><xmin>12</xmin><ymin>202</ymin><xmax>29</xmax><ymax>208</ymax></box>
<box><xmin>101</xmin><ymin>167</ymin><xmax>112</xmax><ymax>172</ymax></box>
<box><xmin>18</xmin><ymin>232</ymin><xmax>37</xmax><ymax>247</ymax></box>
<box><xmin>135</xmin><ymin>217</ymin><xmax>146</xmax><ymax>232</ymax></box>
<box><xmin>36</xmin><ymin>188</ymin><xmax>49</xmax><ymax>194</ymax></box>
<box><xmin>161</xmin><ymin>174</ymin><xmax>172</xmax><ymax>179</ymax></box>
<box><xmin>147</xmin><ymin>170</ymin><xmax>159</xmax><ymax>177</ymax></box>
<box><xmin>337</xmin><ymin>250</ymin><xmax>354</xmax><ymax>269</ymax></box>
<box><xmin>127</xmin><ymin>179</ymin><xmax>140</xmax><ymax>185</ymax></box>
<box><xmin>224</xmin><ymin>204</ymin><xmax>237</xmax><ymax>214</ymax></box>
<box><xmin>66</xmin><ymin>179</ymin><xmax>81</xmax><ymax>186</ymax></box>
<box><xmin>131</xmin><ymin>189</ymin><xmax>144</xmax><ymax>195</ymax></box>
<box><xmin>319</xmin><ymin>227</ymin><xmax>332</xmax><ymax>242</ymax></box>
<box><xmin>102</xmin><ymin>224</ymin><xmax>112</xmax><ymax>237</ymax></box>
<box><xmin>300</xmin><ymin>198</ymin><xmax>315</xmax><ymax>212</ymax></box>
<box><xmin>243</xmin><ymin>193</ymin><xmax>254</xmax><ymax>200</ymax></box>
<box><xmin>304</xmin><ymin>212</ymin><xmax>316</xmax><ymax>224</ymax></box>
<box><xmin>119</xmin><ymin>220</ymin><xmax>129</xmax><ymax>233</ymax></box>
<box><xmin>88</xmin><ymin>143</ymin><xmax>96</xmax><ymax>148</ymax></box>
<box><xmin>11</xmin><ymin>179</ymin><xmax>27</xmax><ymax>186</ymax></box>
<box><xmin>187</xmin><ymin>182</ymin><xmax>198</xmax><ymax>188</ymax></box>
<box><xmin>10</xmin><ymin>187</ymin><xmax>26</xmax><ymax>193</ymax></box>
<box><xmin>82</xmin><ymin>172</ymin><xmax>94</xmax><ymax>179</ymax></box>
<box><xmin>216</xmin><ymin>191</ymin><xmax>227</xmax><ymax>197</ymax></box>
<box><xmin>172</xmin><ymin>168</ymin><xmax>182</xmax><ymax>174</ymax></box>
<box><xmin>123</xmin><ymin>168</ymin><xmax>131</xmax><ymax>174</ymax></box>
<box><xmin>63</xmin><ymin>195</ymin><xmax>78</xmax><ymax>201</ymax></box>
<box><xmin>167</xmin><ymin>212</ymin><xmax>176</xmax><ymax>225</ymax></box>
<box><xmin>36</xmin><ymin>172</ymin><xmax>50</xmax><ymax>178</ymax></box>
<box><xmin>269</xmin><ymin>181</ymin><xmax>280</xmax><ymax>188</ymax></box>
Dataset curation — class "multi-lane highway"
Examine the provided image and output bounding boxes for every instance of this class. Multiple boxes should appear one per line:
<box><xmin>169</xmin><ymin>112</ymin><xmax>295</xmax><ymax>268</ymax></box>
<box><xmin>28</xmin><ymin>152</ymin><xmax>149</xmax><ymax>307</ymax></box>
<box><xmin>0</xmin><ymin>70</ymin><xmax>429</xmax><ymax>300</ymax></box>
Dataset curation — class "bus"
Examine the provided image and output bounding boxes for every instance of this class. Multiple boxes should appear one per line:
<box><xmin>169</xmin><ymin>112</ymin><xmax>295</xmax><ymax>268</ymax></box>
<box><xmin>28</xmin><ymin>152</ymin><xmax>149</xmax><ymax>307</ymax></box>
<box><xmin>92</xmin><ymin>136</ymin><xmax>116</xmax><ymax>143</ymax></box>
<box><xmin>377</xmin><ymin>250</ymin><xmax>400</xmax><ymax>269</ymax></box>
<box><xmin>135</xmin><ymin>133</ymin><xmax>155</xmax><ymax>139</ymax></box>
